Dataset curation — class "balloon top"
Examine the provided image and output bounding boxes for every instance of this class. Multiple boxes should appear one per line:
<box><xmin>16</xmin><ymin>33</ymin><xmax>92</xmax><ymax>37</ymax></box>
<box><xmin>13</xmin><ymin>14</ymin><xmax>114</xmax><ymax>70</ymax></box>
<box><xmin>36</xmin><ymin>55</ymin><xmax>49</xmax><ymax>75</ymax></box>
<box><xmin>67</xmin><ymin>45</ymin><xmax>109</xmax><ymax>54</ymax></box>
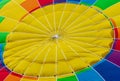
<box><xmin>52</xmin><ymin>34</ymin><xmax>60</xmax><ymax>39</ymax></box>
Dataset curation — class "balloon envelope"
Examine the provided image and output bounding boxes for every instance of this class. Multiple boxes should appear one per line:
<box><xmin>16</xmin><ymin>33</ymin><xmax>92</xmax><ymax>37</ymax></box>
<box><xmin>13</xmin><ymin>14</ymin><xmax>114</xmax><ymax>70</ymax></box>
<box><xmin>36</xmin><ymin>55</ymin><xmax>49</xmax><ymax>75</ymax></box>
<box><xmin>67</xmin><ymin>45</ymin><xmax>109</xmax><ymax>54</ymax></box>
<box><xmin>0</xmin><ymin>0</ymin><xmax>120</xmax><ymax>81</ymax></box>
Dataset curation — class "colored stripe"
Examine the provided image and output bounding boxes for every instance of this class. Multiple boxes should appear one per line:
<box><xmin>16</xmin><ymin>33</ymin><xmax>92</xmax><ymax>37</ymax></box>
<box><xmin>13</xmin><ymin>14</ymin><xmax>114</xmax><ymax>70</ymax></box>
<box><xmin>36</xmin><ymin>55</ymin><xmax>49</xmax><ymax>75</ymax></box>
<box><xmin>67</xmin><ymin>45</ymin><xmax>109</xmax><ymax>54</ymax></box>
<box><xmin>114</xmin><ymin>28</ymin><xmax>118</xmax><ymax>38</ymax></box>
<box><xmin>0</xmin><ymin>32</ymin><xmax>9</xmax><ymax>43</ymax></box>
<box><xmin>19</xmin><ymin>13</ymin><xmax>29</xmax><ymax>22</ymax></box>
<box><xmin>0</xmin><ymin>51</ymin><xmax>4</xmax><ymax>69</ymax></box>
<box><xmin>81</xmin><ymin>0</ymin><xmax>96</xmax><ymax>6</ymax></box>
<box><xmin>54</xmin><ymin>0</ymin><xmax>66</xmax><ymax>3</ymax></box>
<box><xmin>21</xmin><ymin>0</ymin><xmax>40</xmax><ymax>12</ymax></box>
<box><xmin>0</xmin><ymin>16</ymin><xmax>5</xmax><ymax>23</ymax></box>
<box><xmin>38</xmin><ymin>0</ymin><xmax>53</xmax><ymax>7</ymax></box>
<box><xmin>4</xmin><ymin>72</ymin><xmax>22</xmax><ymax>81</ymax></box>
<box><xmin>0</xmin><ymin>43</ymin><xmax>6</xmax><ymax>52</ymax></box>
<box><xmin>0</xmin><ymin>67</ymin><xmax>10</xmax><ymax>81</ymax></box>
<box><xmin>0</xmin><ymin>44</ymin><xmax>2</xmax><ymax>52</ymax></box>
<box><xmin>0</xmin><ymin>61</ymin><xmax>4</xmax><ymax>69</ymax></box>
<box><xmin>76</xmin><ymin>67</ymin><xmax>104</xmax><ymax>81</ymax></box>
<box><xmin>0</xmin><ymin>0</ymin><xmax>10</xmax><ymax>9</ymax></box>
<box><xmin>67</xmin><ymin>0</ymin><xmax>81</xmax><ymax>4</ymax></box>
<box><xmin>11</xmin><ymin>72</ymin><xmax>22</xmax><ymax>78</ymax></box>
<box><xmin>0</xmin><ymin>51</ymin><xmax>3</xmax><ymax>60</ymax></box>
<box><xmin>94</xmin><ymin>60</ymin><xmax>120</xmax><ymax>81</ymax></box>
<box><xmin>107</xmin><ymin>50</ymin><xmax>120</xmax><ymax>66</ymax></box>
<box><xmin>112</xmin><ymin>39</ymin><xmax>117</xmax><ymax>49</ymax></box>
<box><xmin>94</xmin><ymin>0</ymin><xmax>120</xmax><ymax>10</ymax></box>
<box><xmin>113</xmin><ymin>39</ymin><xmax>120</xmax><ymax>51</ymax></box>
<box><xmin>57</xmin><ymin>75</ymin><xmax>78</xmax><ymax>81</ymax></box>
<box><xmin>105</xmin><ymin>50</ymin><xmax>114</xmax><ymax>59</ymax></box>
<box><xmin>117</xmin><ymin>28</ymin><xmax>120</xmax><ymax>38</ymax></box>
<box><xmin>110</xmin><ymin>18</ymin><xmax>117</xmax><ymax>28</ymax></box>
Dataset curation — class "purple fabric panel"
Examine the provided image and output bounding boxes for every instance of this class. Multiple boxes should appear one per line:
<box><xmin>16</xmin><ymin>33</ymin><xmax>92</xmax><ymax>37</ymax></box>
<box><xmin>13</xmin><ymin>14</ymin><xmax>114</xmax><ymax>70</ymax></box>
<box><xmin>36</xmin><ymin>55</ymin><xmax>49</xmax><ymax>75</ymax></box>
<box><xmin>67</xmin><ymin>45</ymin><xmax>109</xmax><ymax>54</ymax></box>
<box><xmin>107</xmin><ymin>50</ymin><xmax>120</xmax><ymax>66</ymax></box>
<box><xmin>54</xmin><ymin>0</ymin><xmax>66</xmax><ymax>3</ymax></box>
<box><xmin>0</xmin><ymin>61</ymin><xmax>4</xmax><ymax>69</ymax></box>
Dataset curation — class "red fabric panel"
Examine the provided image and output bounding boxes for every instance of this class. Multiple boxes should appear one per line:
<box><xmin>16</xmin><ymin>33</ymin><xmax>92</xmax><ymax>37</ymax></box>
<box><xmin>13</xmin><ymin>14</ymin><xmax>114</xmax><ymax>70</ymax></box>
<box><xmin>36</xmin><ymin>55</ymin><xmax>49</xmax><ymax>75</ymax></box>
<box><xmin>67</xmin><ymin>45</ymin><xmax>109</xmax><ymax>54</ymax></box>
<box><xmin>38</xmin><ymin>0</ymin><xmax>53</xmax><ymax>7</ymax></box>
<box><xmin>0</xmin><ymin>68</ymin><xmax>10</xmax><ymax>81</ymax></box>
<box><xmin>11</xmin><ymin>72</ymin><xmax>22</xmax><ymax>78</ymax></box>
<box><xmin>114</xmin><ymin>39</ymin><xmax>120</xmax><ymax>51</ymax></box>
<box><xmin>114</xmin><ymin>28</ymin><xmax>118</xmax><ymax>38</ymax></box>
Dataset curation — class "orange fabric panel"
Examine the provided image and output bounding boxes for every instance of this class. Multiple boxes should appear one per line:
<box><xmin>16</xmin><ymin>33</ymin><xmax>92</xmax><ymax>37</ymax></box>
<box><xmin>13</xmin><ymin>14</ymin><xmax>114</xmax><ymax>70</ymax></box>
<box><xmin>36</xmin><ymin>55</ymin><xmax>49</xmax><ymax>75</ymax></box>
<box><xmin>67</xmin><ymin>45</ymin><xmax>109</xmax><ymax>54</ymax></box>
<box><xmin>21</xmin><ymin>0</ymin><xmax>40</xmax><ymax>12</ymax></box>
<box><xmin>117</xmin><ymin>28</ymin><xmax>120</xmax><ymax>38</ymax></box>
<box><xmin>4</xmin><ymin>73</ymin><xmax>22</xmax><ymax>81</ymax></box>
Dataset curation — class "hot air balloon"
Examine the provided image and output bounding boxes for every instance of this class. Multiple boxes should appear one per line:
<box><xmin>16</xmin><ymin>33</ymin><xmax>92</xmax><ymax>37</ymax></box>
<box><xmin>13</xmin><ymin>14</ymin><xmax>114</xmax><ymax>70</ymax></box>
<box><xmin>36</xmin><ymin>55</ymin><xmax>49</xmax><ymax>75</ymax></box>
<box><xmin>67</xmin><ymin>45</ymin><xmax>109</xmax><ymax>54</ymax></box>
<box><xmin>0</xmin><ymin>0</ymin><xmax>120</xmax><ymax>81</ymax></box>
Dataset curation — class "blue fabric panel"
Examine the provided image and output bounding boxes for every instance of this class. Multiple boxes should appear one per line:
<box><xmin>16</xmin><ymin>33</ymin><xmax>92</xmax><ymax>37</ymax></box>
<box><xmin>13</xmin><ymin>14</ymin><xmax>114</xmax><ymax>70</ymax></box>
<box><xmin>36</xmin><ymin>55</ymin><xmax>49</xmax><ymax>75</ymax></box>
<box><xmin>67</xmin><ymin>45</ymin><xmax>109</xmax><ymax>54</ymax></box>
<box><xmin>76</xmin><ymin>67</ymin><xmax>104</xmax><ymax>81</ymax></box>
<box><xmin>0</xmin><ymin>52</ymin><xmax>3</xmax><ymax>60</ymax></box>
<box><xmin>94</xmin><ymin>59</ymin><xmax>120</xmax><ymax>81</ymax></box>
<box><xmin>0</xmin><ymin>52</ymin><xmax>4</xmax><ymax>69</ymax></box>
<box><xmin>0</xmin><ymin>43</ymin><xmax>6</xmax><ymax>52</ymax></box>
<box><xmin>0</xmin><ymin>61</ymin><xmax>4</xmax><ymax>69</ymax></box>
<box><xmin>0</xmin><ymin>44</ymin><xmax>2</xmax><ymax>52</ymax></box>
<box><xmin>67</xmin><ymin>0</ymin><xmax>81</xmax><ymax>4</ymax></box>
<box><xmin>81</xmin><ymin>0</ymin><xmax>96</xmax><ymax>5</ymax></box>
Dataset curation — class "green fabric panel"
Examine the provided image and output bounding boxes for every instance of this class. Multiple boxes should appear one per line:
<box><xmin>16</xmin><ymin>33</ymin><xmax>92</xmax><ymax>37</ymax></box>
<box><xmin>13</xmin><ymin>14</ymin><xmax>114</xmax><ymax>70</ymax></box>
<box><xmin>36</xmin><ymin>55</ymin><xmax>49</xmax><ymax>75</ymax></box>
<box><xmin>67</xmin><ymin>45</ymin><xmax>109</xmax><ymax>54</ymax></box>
<box><xmin>57</xmin><ymin>75</ymin><xmax>78</xmax><ymax>81</ymax></box>
<box><xmin>81</xmin><ymin>2</ymin><xmax>91</xmax><ymax>6</ymax></box>
<box><xmin>76</xmin><ymin>67</ymin><xmax>91</xmax><ymax>74</ymax></box>
<box><xmin>0</xmin><ymin>32</ymin><xmax>9</xmax><ymax>43</ymax></box>
<box><xmin>0</xmin><ymin>16</ymin><xmax>5</xmax><ymax>23</ymax></box>
<box><xmin>94</xmin><ymin>0</ymin><xmax>120</xmax><ymax>10</ymax></box>
<box><xmin>0</xmin><ymin>0</ymin><xmax>10</xmax><ymax>9</ymax></box>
